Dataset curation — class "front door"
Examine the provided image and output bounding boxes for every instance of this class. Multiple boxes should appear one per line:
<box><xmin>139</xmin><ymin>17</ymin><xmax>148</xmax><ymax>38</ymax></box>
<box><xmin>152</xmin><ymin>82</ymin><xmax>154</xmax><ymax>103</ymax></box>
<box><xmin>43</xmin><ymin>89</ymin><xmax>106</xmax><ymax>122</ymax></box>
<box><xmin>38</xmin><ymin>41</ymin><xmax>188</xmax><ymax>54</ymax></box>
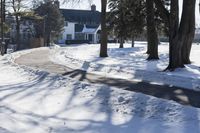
<box><xmin>88</xmin><ymin>34</ymin><xmax>93</xmax><ymax>42</ymax></box>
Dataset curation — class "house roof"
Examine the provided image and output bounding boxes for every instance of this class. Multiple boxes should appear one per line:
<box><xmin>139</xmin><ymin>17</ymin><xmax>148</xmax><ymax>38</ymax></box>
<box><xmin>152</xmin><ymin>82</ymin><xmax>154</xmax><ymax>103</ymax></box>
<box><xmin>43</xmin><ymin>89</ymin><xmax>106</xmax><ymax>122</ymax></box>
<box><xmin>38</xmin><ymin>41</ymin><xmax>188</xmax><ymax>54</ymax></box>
<box><xmin>60</xmin><ymin>9</ymin><xmax>101</xmax><ymax>26</ymax></box>
<box><xmin>75</xmin><ymin>24</ymin><xmax>99</xmax><ymax>33</ymax></box>
<box><xmin>82</xmin><ymin>27</ymin><xmax>96</xmax><ymax>33</ymax></box>
<box><xmin>75</xmin><ymin>24</ymin><xmax>84</xmax><ymax>32</ymax></box>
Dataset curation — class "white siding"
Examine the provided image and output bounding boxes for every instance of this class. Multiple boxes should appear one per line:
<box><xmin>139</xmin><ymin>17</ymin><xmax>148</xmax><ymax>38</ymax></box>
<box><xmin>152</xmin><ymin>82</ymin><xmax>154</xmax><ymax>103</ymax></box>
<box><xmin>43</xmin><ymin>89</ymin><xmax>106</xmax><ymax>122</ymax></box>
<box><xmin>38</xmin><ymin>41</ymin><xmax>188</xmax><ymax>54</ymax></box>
<box><xmin>62</xmin><ymin>22</ymin><xmax>75</xmax><ymax>40</ymax></box>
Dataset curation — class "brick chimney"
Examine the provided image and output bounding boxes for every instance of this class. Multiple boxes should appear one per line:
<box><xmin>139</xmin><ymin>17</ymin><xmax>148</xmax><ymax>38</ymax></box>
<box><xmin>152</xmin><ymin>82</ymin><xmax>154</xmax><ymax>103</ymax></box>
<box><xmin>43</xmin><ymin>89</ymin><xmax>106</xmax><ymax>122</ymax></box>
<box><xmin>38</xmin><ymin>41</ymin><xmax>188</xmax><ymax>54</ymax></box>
<box><xmin>91</xmin><ymin>4</ymin><xmax>96</xmax><ymax>11</ymax></box>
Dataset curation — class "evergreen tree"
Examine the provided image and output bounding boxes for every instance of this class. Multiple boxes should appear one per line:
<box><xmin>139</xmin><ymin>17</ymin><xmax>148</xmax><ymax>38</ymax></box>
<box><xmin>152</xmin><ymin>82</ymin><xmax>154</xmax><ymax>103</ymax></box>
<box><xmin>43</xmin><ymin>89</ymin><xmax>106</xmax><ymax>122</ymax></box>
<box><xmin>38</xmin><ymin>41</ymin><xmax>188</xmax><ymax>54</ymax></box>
<box><xmin>108</xmin><ymin>0</ymin><xmax>127</xmax><ymax>48</ymax></box>
<box><xmin>124</xmin><ymin>0</ymin><xmax>145</xmax><ymax>47</ymax></box>
<box><xmin>108</xmin><ymin>0</ymin><xmax>145</xmax><ymax>48</ymax></box>
<box><xmin>34</xmin><ymin>0</ymin><xmax>64</xmax><ymax>46</ymax></box>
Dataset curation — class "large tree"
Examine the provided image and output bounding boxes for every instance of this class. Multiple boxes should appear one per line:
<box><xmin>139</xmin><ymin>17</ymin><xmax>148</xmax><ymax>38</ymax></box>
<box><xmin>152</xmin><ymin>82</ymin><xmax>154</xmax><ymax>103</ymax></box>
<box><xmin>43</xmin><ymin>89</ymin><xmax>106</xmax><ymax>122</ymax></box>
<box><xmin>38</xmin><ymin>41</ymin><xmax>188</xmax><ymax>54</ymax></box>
<box><xmin>99</xmin><ymin>0</ymin><xmax>108</xmax><ymax>57</ymax></box>
<box><xmin>146</xmin><ymin>0</ymin><xmax>159</xmax><ymax>60</ymax></box>
<box><xmin>0</xmin><ymin>0</ymin><xmax>5</xmax><ymax>55</ymax></box>
<box><xmin>154</xmin><ymin>0</ymin><xmax>196</xmax><ymax>70</ymax></box>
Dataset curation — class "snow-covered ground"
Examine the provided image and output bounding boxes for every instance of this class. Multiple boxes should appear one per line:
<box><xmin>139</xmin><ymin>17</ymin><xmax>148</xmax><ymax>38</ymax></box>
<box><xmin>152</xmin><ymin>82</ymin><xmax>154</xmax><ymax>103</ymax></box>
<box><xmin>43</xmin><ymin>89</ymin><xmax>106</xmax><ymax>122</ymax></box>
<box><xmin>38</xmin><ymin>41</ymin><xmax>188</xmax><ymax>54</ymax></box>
<box><xmin>1</xmin><ymin>45</ymin><xmax>200</xmax><ymax>133</ymax></box>
<box><xmin>51</xmin><ymin>42</ymin><xmax>200</xmax><ymax>90</ymax></box>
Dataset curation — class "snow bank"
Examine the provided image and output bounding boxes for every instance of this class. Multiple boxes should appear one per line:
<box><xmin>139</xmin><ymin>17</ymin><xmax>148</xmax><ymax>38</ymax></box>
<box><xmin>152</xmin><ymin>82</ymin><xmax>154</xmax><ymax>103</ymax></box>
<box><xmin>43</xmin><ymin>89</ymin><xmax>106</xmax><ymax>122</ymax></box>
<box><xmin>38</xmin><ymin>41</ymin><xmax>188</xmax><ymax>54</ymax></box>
<box><xmin>1</xmin><ymin>46</ymin><xmax>200</xmax><ymax>132</ymax></box>
<box><xmin>51</xmin><ymin>42</ymin><xmax>200</xmax><ymax>91</ymax></box>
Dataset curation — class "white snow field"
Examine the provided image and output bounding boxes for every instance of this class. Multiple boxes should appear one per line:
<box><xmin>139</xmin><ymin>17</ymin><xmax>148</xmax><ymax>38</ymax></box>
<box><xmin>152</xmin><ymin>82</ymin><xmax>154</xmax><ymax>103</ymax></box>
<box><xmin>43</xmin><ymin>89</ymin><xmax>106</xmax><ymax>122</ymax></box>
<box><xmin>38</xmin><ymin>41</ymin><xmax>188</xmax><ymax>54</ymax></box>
<box><xmin>52</xmin><ymin>42</ymin><xmax>200</xmax><ymax>90</ymax></box>
<box><xmin>0</xmin><ymin>44</ymin><xmax>200</xmax><ymax>133</ymax></box>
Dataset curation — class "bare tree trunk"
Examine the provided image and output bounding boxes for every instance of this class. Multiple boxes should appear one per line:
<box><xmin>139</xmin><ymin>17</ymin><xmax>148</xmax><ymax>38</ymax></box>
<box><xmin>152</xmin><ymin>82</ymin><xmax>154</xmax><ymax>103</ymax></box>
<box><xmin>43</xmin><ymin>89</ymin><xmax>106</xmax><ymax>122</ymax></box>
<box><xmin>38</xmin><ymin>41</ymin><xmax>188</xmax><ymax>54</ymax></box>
<box><xmin>3</xmin><ymin>0</ymin><xmax>8</xmax><ymax>54</ymax></box>
<box><xmin>100</xmin><ymin>0</ymin><xmax>108</xmax><ymax>57</ymax></box>
<box><xmin>167</xmin><ymin>0</ymin><xmax>196</xmax><ymax>70</ymax></box>
<box><xmin>154</xmin><ymin>0</ymin><xmax>196</xmax><ymax>70</ymax></box>
<box><xmin>4</xmin><ymin>41</ymin><xmax>8</xmax><ymax>54</ymax></box>
<box><xmin>146</xmin><ymin>0</ymin><xmax>159</xmax><ymax>60</ymax></box>
<box><xmin>0</xmin><ymin>0</ymin><xmax>5</xmax><ymax>55</ymax></box>
<box><xmin>16</xmin><ymin>15</ymin><xmax>21</xmax><ymax>50</ymax></box>
<box><xmin>119</xmin><ymin>37</ymin><xmax>124</xmax><ymax>48</ymax></box>
<box><xmin>46</xmin><ymin>31</ymin><xmax>51</xmax><ymax>46</ymax></box>
<box><xmin>181</xmin><ymin>0</ymin><xmax>196</xmax><ymax>64</ymax></box>
<box><xmin>132</xmin><ymin>35</ymin><xmax>135</xmax><ymax>47</ymax></box>
<box><xmin>167</xmin><ymin>0</ymin><xmax>180</xmax><ymax>70</ymax></box>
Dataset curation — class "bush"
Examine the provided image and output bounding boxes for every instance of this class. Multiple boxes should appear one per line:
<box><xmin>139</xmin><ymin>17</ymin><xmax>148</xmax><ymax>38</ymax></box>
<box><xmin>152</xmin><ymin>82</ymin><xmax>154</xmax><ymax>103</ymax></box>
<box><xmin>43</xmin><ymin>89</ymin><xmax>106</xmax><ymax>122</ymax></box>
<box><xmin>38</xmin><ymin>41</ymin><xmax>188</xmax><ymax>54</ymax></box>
<box><xmin>65</xmin><ymin>40</ymin><xmax>90</xmax><ymax>44</ymax></box>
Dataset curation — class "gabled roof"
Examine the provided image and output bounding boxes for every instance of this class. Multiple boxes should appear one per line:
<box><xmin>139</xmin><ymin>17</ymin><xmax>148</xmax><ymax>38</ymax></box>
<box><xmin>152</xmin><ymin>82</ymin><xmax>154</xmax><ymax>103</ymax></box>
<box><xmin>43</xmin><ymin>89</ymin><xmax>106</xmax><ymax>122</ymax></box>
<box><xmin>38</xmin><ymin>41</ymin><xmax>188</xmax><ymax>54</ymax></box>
<box><xmin>82</xmin><ymin>26</ymin><xmax>97</xmax><ymax>33</ymax></box>
<box><xmin>75</xmin><ymin>24</ymin><xmax>84</xmax><ymax>32</ymax></box>
<box><xmin>60</xmin><ymin>9</ymin><xmax>101</xmax><ymax>26</ymax></box>
<box><xmin>75</xmin><ymin>24</ymin><xmax>99</xmax><ymax>33</ymax></box>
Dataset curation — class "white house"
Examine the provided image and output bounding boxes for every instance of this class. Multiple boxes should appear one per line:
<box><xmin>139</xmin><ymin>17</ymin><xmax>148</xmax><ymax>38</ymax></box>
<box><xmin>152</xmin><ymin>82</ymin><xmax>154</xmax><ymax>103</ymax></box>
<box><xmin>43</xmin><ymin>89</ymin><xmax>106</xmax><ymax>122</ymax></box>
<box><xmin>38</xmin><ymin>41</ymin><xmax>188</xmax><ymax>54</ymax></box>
<box><xmin>60</xmin><ymin>22</ymin><xmax>75</xmax><ymax>43</ymax></box>
<box><xmin>58</xmin><ymin>4</ymin><xmax>101</xmax><ymax>44</ymax></box>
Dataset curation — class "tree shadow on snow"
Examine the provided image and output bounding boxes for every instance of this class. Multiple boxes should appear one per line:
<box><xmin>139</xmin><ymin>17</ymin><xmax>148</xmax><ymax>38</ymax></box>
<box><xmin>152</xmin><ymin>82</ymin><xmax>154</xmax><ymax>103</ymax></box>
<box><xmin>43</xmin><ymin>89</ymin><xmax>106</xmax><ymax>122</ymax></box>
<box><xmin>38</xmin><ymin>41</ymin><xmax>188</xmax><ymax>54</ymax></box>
<box><xmin>62</xmin><ymin>67</ymin><xmax>200</xmax><ymax>108</ymax></box>
<box><xmin>1</xmin><ymin>66</ymin><xmax>200</xmax><ymax>133</ymax></box>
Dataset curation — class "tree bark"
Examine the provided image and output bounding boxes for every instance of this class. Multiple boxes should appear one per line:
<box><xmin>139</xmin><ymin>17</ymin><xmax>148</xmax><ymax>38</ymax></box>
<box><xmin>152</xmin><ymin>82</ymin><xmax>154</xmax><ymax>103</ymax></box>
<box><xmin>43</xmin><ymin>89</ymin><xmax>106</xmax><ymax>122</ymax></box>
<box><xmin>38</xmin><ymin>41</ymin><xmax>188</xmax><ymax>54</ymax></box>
<box><xmin>167</xmin><ymin>0</ymin><xmax>180</xmax><ymax>70</ymax></box>
<box><xmin>100</xmin><ymin>0</ymin><xmax>108</xmax><ymax>57</ymax></box>
<box><xmin>119</xmin><ymin>37</ymin><xmax>124</xmax><ymax>48</ymax></box>
<box><xmin>167</xmin><ymin>0</ymin><xmax>196</xmax><ymax>70</ymax></box>
<box><xmin>16</xmin><ymin>15</ymin><xmax>21</xmax><ymax>50</ymax></box>
<box><xmin>132</xmin><ymin>36</ymin><xmax>135</xmax><ymax>47</ymax></box>
<box><xmin>0</xmin><ymin>0</ymin><xmax>5</xmax><ymax>55</ymax></box>
<box><xmin>4</xmin><ymin>41</ymin><xmax>7</xmax><ymax>54</ymax></box>
<box><xmin>146</xmin><ymin>0</ymin><xmax>159</xmax><ymax>60</ymax></box>
<box><xmin>181</xmin><ymin>0</ymin><xmax>196</xmax><ymax>64</ymax></box>
<box><xmin>154</xmin><ymin>0</ymin><xmax>196</xmax><ymax>70</ymax></box>
<box><xmin>46</xmin><ymin>34</ymin><xmax>50</xmax><ymax>46</ymax></box>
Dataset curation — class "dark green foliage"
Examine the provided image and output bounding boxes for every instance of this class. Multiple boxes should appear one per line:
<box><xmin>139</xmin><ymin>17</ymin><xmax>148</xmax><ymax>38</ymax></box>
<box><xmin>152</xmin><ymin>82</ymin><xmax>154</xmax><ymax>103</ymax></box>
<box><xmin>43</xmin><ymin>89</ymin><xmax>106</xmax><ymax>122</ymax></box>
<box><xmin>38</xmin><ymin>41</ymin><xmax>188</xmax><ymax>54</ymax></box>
<box><xmin>34</xmin><ymin>1</ymin><xmax>64</xmax><ymax>45</ymax></box>
<box><xmin>124</xmin><ymin>0</ymin><xmax>145</xmax><ymax>41</ymax></box>
<box><xmin>154</xmin><ymin>0</ymin><xmax>170</xmax><ymax>36</ymax></box>
<box><xmin>108</xmin><ymin>0</ymin><xmax>145</xmax><ymax>47</ymax></box>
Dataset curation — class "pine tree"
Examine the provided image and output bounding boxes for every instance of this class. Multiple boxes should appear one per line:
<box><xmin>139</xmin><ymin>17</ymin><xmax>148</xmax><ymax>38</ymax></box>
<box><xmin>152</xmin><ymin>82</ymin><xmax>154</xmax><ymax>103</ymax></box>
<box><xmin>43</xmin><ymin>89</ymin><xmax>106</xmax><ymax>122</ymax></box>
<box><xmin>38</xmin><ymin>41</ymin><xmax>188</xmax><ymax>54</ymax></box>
<box><xmin>108</xmin><ymin>0</ymin><xmax>145</xmax><ymax>48</ymax></box>
<box><xmin>108</xmin><ymin>0</ymin><xmax>127</xmax><ymax>48</ymax></box>
<box><xmin>34</xmin><ymin>1</ymin><xmax>64</xmax><ymax>46</ymax></box>
<box><xmin>124</xmin><ymin>0</ymin><xmax>145</xmax><ymax>47</ymax></box>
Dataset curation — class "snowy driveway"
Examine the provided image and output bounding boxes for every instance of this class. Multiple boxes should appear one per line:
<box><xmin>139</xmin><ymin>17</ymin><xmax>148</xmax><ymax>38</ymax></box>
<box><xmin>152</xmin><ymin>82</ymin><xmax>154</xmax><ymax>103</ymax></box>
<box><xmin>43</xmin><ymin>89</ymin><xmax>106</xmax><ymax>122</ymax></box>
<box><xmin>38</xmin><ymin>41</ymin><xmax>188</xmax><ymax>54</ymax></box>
<box><xmin>1</xmin><ymin>48</ymin><xmax>200</xmax><ymax>133</ymax></box>
<box><xmin>14</xmin><ymin>48</ymin><xmax>200</xmax><ymax>108</ymax></box>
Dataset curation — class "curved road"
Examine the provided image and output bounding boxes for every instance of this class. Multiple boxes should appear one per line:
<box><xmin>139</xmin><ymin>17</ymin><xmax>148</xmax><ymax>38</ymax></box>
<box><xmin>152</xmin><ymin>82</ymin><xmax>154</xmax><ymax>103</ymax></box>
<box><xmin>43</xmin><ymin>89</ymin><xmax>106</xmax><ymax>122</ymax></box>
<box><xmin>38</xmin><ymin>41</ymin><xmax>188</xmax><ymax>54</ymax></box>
<box><xmin>15</xmin><ymin>49</ymin><xmax>200</xmax><ymax>108</ymax></box>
